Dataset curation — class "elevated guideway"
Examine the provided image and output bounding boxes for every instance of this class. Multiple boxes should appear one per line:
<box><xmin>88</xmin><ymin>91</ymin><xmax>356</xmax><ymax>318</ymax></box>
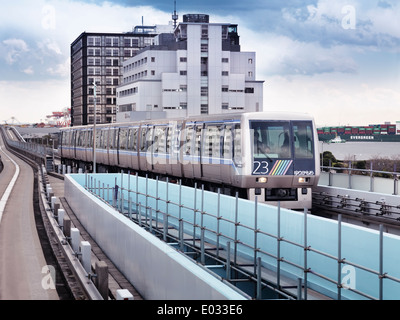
<box><xmin>4</xmin><ymin>126</ymin><xmax>400</xmax><ymax>300</ymax></box>
<box><xmin>314</xmin><ymin>168</ymin><xmax>400</xmax><ymax>235</ymax></box>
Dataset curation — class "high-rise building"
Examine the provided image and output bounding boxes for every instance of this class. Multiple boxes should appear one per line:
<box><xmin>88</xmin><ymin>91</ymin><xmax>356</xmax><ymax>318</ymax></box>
<box><xmin>70</xmin><ymin>25</ymin><xmax>173</xmax><ymax>126</ymax></box>
<box><xmin>116</xmin><ymin>14</ymin><xmax>264</xmax><ymax>122</ymax></box>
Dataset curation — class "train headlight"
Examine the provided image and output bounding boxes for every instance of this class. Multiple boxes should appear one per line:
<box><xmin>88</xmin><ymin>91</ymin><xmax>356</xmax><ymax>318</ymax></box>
<box><xmin>298</xmin><ymin>177</ymin><xmax>310</xmax><ymax>183</ymax></box>
<box><xmin>257</xmin><ymin>177</ymin><xmax>268</xmax><ymax>183</ymax></box>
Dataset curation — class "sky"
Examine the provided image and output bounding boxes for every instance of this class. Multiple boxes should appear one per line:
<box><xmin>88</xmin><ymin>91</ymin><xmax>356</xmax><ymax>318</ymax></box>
<box><xmin>0</xmin><ymin>0</ymin><xmax>399</xmax><ymax>127</ymax></box>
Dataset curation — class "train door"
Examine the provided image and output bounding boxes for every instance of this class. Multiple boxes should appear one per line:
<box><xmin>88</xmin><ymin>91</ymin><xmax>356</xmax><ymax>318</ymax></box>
<box><xmin>139</xmin><ymin>125</ymin><xmax>151</xmax><ymax>172</ymax></box>
<box><xmin>221</xmin><ymin>124</ymin><xmax>233</xmax><ymax>185</ymax></box>
<box><xmin>128</xmin><ymin>127</ymin><xmax>139</xmax><ymax>170</ymax></box>
<box><xmin>152</xmin><ymin>125</ymin><xmax>167</xmax><ymax>174</ymax></box>
<box><xmin>85</xmin><ymin>128</ymin><xmax>93</xmax><ymax>163</ymax></box>
<box><xmin>118</xmin><ymin>127</ymin><xmax>129</xmax><ymax>168</ymax></box>
<box><xmin>166</xmin><ymin>121</ymin><xmax>182</xmax><ymax>178</ymax></box>
<box><xmin>201</xmin><ymin>123</ymin><xmax>222</xmax><ymax>182</ymax></box>
<box><xmin>99</xmin><ymin>128</ymin><xmax>108</xmax><ymax>165</ymax></box>
<box><xmin>72</xmin><ymin>130</ymin><xmax>77</xmax><ymax>159</ymax></box>
<box><xmin>193</xmin><ymin>123</ymin><xmax>203</xmax><ymax>179</ymax></box>
<box><xmin>107</xmin><ymin>128</ymin><xmax>115</xmax><ymax>166</ymax></box>
<box><xmin>181</xmin><ymin>123</ymin><xmax>194</xmax><ymax>178</ymax></box>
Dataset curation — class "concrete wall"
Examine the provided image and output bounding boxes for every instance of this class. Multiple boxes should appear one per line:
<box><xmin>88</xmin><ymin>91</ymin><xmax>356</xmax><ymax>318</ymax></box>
<box><xmin>64</xmin><ymin>174</ymin><xmax>246</xmax><ymax>300</ymax></box>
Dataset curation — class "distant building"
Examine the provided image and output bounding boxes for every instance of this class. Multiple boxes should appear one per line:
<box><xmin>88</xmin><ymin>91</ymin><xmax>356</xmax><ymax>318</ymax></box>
<box><xmin>70</xmin><ymin>24</ymin><xmax>173</xmax><ymax>126</ymax></box>
<box><xmin>116</xmin><ymin>14</ymin><xmax>264</xmax><ymax>122</ymax></box>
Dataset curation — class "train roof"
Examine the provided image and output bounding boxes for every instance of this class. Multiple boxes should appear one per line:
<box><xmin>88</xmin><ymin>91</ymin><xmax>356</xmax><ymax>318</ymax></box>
<box><xmin>61</xmin><ymin>111</ymin><xmax>315</xmax><ymax>130</ymax></box>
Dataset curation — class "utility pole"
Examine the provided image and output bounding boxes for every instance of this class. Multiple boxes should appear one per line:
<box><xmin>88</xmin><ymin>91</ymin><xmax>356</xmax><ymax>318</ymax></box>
<box><xmin>93</xmin><ymin>82</ymin><xmax>97</xmax><ymax>173</ymax></box>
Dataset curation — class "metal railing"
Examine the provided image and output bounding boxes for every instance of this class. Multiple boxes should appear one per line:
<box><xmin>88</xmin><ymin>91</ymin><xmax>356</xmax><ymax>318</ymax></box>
<box><xmin>81</xmin><ymin>172</ymin><xmax>400</xmax><ymax>300</ymax></box>
<box><xmin>321</xmin><ymin>162</ymin><xmax>399</xmax><ymax>195</ymax></box>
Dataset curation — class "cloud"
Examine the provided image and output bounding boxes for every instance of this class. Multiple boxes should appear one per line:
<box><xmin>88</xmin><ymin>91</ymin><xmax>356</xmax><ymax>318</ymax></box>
<box><xmin>37</xmin><ymin>39</ymin><xmax>62</xmax><ymax>56</ymax></box>
<box><xmin>0</xmin><ymin>0</ymin><xmax>398</xmax><ymax>125</ymax></box>
<box><xmin>23</xmin><ymin>66</ymin><xmax>34</xmax><ymax>75</ymax></box>
<box><xmin>2</xmin><ymin>38</ymin><xmax>29</xmax><ymax>65</ymax></box>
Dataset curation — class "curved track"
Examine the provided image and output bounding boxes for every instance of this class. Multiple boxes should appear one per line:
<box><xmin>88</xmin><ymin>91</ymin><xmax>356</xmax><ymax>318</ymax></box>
<box><xmin>0</xmin><ymin>133</ymin><xmax>59</xmax><ymax>300</ymax></box>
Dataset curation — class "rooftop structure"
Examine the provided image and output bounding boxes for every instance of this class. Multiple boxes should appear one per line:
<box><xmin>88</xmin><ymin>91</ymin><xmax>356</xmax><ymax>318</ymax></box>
<box><xmin>116</xmin><ymin>14</ymin><xmax>264</xmax><ymax>122</ymax></box>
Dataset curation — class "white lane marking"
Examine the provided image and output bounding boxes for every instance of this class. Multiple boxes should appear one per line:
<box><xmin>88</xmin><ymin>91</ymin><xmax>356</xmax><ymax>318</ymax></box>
<box><xmin>0</xmin><ymin>145</ymin><xmax>20</xmax><ymax>224</ymax></box>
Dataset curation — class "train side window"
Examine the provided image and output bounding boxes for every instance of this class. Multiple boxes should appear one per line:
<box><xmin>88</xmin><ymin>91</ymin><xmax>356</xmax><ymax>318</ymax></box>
<box><xmin>87</xmin><ymin>130</ymin><xmax>93</xmax><ymax>148</ymax></box>
<box><xmin>233</xmin><ymin>124</ymin><xmax>242</xmax><ymax>165</ymax></box>
<box><xmin>293</xmin><ymin>121</ymin><xmax>314</xmax><ymax>159</ymax></box>
<box><xmin>62</xmin><ymin>131</ymin><xmax>67</xmax><ymax>146</ymax></box>
<box><xmin>195</xmin><ymin>124</ymin><xmax>203</xmax><ymax>156</ymax></box>
<box><xmin>76</xmin><ymin>131</ymin><xmax>82</xmax><ymax>147</ymax></box>
<box><xmin>101</xmin><ymin>129</ymin><xmax>108</xmax><ymax>149</ymax></box>
<box><xmin>223</xmin><ymin>125</ymin><xmax>232</xmax><ymax>160</ymax></box>
<box><xmin>203</xmin><ymin>124</ymin><xmax>222</xmax><ymax>159</ymax></box>
<box><xmin>170</xmin><ymin>123</ymin><xmax>182</xmax><ymax>155</ymax></box>
<box><xmin>152</xmin><ymin>126</ymin><xmax>166</xmax><ymax>154</ymax></box>
<box><xmin>146</xmin><ymin>127</ymin><xmax>154</xmax><ymax>152</ymax></box>
<box><xmin>72</xmin><ymin>131</ymin><xmax>77</xmax><ymax>147</ymax></box>
<box><xmin>81</xmin><ymin>131</ymin><xmax>86</xmax><ymax>147</ymax></box>
<box><xmin>166</xmin><ymin>127</ymin><xmax>171</xmax><ymax>154</ymax></box>
<box><xmin>139</xmin><ymin>126</ymin><xmax>147</xmax><ymax>152</ymax></box>
<box><xmin>129</xmin><ymin>128</ymin><xmax>138</xmax><ymax>151</ymax></box>
<box><xmin>108</xmin><ymin>129</ymin><xmax>114</xmax><ymax>150</ymax></box>
<box><xmin>183</xmin><ymin>125</ymin><xmax>194</xmax><ymax>155</ymax></box>
<box><xmin>119</xmin><ymin>128</ymin><xmax>128</xmax><ymax>150</ymax></box>
<box><xmin>96</xmin><ymin>130</ymin><xmax>101</xmax><ymax>149</ymax></box>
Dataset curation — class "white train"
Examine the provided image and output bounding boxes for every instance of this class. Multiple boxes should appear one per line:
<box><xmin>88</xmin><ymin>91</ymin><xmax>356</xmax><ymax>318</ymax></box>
<box><xmin>60</xmin><ymin>112</ymin><xmax>320</xmax><ymax>209</ymax></box>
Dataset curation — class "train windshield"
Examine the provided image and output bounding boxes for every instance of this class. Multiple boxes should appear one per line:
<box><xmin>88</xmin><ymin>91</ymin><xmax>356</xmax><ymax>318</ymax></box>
<box><xmin>251</xmin><ymin>121</ymin><xmax>292</xmax><ymax>159</ymax></box>
<box><xmin>292</xmin><ymin>121</ymin><xmax>314</xmax><ymax>159</ymax></box>
<box><xmin>251</xmin><ymin>120</ymin><xmax>315</xmax><ymax>160</ymax></box>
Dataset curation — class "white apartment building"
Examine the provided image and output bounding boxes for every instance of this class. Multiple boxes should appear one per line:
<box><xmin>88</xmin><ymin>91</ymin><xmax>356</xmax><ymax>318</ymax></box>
<box><xmin>116</xmin><ymin>14</ymin><xmax>264</xmax><ymax>122</ymax></box>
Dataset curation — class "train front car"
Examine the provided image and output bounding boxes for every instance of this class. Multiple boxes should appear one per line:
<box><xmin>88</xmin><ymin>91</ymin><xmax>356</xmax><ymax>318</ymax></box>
<box><xmin>241</xmin><ymin>112</ymin><xmax>320</xmax><ymax>210</ymax></box>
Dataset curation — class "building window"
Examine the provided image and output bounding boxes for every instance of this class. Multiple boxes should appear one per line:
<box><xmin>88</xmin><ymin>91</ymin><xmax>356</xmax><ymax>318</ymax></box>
<box><xmin>151</xmin><ymin>57</ymin><xmax>155</xmax><ymax>62</ymax></box>
<box><xmin>222</xmin><ymin>71</ymin><xmax>229</xmax><ymax>76</ymax></box>
<box><xmin>248</xmin><ymin>58</ymin><xmax>253</xmax><ymax>64</ymax></box>
<box><xmin>180</xmin><ymin>70</ymin><xmax>187</xmax><ymax>76</ymax></box>
<box><xmin>151</xmin><ymin>70</ymin><xmax>155</xmax><ymax>76</ymax></box>
<box><xmin>222</xmin><ymin>58</ymin><xmax>229</xmax><ymax>63</ymax></box>
<box><xmin>248</xmin><ymin>71</ymin><xmax>253</xmax><ymax>77</ymax></box>
<box><xmin>222</xmin><ymin>103</ymin><xmax>229</xmax><ymax>109</ymax></box>
<box><xmin>245</xmin><ymin>87</ymin><xmax>255</xmax><ymax>93</ymax></box>
<box><xmin>180</xmin><ymin>57</ymin><xmax>187</xmax><ymax>62</ymax></box>
<box><xmin>201</xmin><ymin>104</ymin><xmax>208</xmax><ymax>114</ymax></box>
<box><xmin>222</xmin><ymin>86</ymin><xmax>228</xmax><ymax>92</ymax></box>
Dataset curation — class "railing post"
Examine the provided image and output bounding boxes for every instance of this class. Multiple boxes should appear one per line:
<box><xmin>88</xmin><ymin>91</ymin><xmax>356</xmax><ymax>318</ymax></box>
<box><xmin>303</xmin><ymin>208</ymin><xmax>308</xmax><ymax>300</ymax></box>
<box><xmin>379</xmin><ymin>224</ymin><xmax>384</xmax><ymax>300</ymax></box>
<box><xmin>256</xmin><ymin>257</ymin><xmax>262</xmax><ymax>300</ymax></box>
<box><xmin>337</xmin><ymin>214</ymin><xmax>342</xmax><ymax>300</ymax></box>
<box><xmin>369</xmin><ymin>162</ymin><xmax>374</xmax><ymax>192</ymax></box>
<box><xmin>254</xmin><ymin>196</ymin><xmax>258</xmax><ymax>276</ymax></box>
<box><xmin>226</xmin><ymin>241</ymin><xmax>231</xmax><ymax>280</ymax></box>
<box><xmin>348</xmin><ymin>161</ymin><xmax>352</xmax><ymax>189</ymax></box>
<box><xmin>277</xmin><ymin>201</ymin><xmax>281</xmax><ymax>289</ymax></box>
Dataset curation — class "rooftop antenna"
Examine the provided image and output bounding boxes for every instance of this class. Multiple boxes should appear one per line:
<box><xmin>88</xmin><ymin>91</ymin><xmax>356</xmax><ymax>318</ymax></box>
<box><xmin>172</xmin><ymin>0</ymin><xmax>178</xmax><ymax>28</ymax></box>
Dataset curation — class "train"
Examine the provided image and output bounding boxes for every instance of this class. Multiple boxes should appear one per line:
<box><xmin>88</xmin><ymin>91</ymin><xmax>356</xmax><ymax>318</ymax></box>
<box><xmin>60</xmin><ymin>112</ymin><xmax>320</xmax><ymax>209</ymax></box>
